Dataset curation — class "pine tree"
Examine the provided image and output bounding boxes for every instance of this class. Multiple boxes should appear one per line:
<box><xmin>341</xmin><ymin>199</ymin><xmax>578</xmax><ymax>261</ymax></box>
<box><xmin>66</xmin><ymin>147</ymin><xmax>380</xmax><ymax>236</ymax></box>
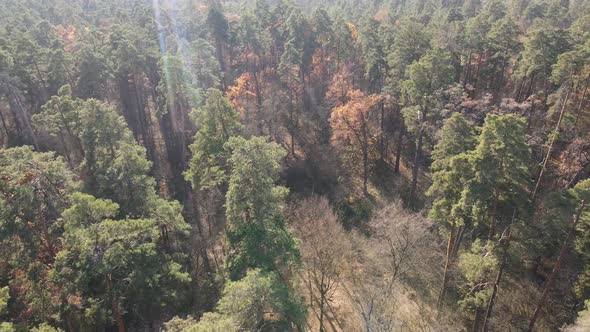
<box><xmin>224</xmin><ymin>136</ymin><xmax>299</xmax><ymax>280</ymax></box>
<box><xmin>185</xmin><ymin>88</ymin><xmax>242</xmax><ymax>191</ymax></box>
<box><xmin>401</xmin><ymin>48</ymin><xmax>454</xmax><ymax>206</ymax></box>
<box><xmin>428</xmin><ymin>113</ymin><xmax>477</xmax><ymax>308</ymax></box>
<box><xmin>460</xmin><ymin>114</ymin><xmax>531</xmax><ymax>240</ymax></box>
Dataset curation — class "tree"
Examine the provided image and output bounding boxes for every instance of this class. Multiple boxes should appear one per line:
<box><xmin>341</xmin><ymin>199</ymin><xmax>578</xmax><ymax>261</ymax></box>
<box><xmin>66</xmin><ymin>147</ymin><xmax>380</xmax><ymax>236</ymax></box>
<box><xmin>457</xmin><ymin>240</ymin><xmax>499</xmax><ymax>331</ymax></box>
<box><xmin>225</xmin><ymin>72</ymin><xmax>264</xmax><ymax>135</ymax></box>
<box><xmin>514</xmin><ymin>20</ymin><xmax>569</xmax><ymax>103</ymax></box>
<box><xmin>486</xmin><ymin>18</ymin><xmax>521</xmax><ymax>101</ymax></box>
<box><xmin>76</xmin><ymin>99</ymin><xmax>159</xmax><ymax>217</ymax></box>
<box><xmin>164</xmin><ymin>269</ymin><xmax>304</xmax><ymax>331</ymax></box>
<box><xmin>460</xmin><ymin>114</ymin><xmax>531</xmax><ymax>240</ymax></box>
<box><xmin>574</xmin><ymin>182</ymin><xmax>590</xmax><ymax>294</ymax></box>
<box><xmin>53</xmin><ymin>193</ymin><xmax>190</xmax><ymax>332</ymax></box>
<box><xmin>33</xmin><ymin>85</ymin><xmax>84</xmax><ymax>167</ymax></box>
<box><xmin>206</xmin><ymin>3</ymin><xmax>229</xmax><ymax>86</ymax></box>
<box><xmin>428</xmin><ymin>113</ymin><xmax>477</xmax><ymax>308</ymax></box>
<box><xmin>386</xmin><ymin>18</ymin><xmax>430</xmax><ymax>96</ymax></box>
<box><xmin>185</xmin><ymin>88</ymin><xmax>241</xmax><ymax>191</ymax></box>
<box><xmin>291</xmin><ymin>197</ymin><xmax>350</xmax><ymax>332</ymax></box>
<box><xmin>278</xmin><ymin>10</ymin><xmax>306</xmax><ymax>157</ymax></box>
<box><xmin>329</xmin><ymin>90</ymin><xmax>382</xmax><ymax>194</ymax></box>
<box><xmin>482</xmin><ymin>209</ymin><xmax>516</xmax><ymax>332</ymax></box>
<box><xmin>343</xmin><ymin>201</ymin><xmax>443</xmax><ymax>332</ymax></box>
<box><xmin>462</xmin><ymin>15</ymin><xmax>491</xmax><ymax>93</ymax></box>
<box><xmin>156</xmin><ymin>37</ymin><xmax>221</xmax><ymax>197</ymax></box>
<box><xmin>529</xmin><ymin>179</ymin><xmax>590</xmax><ymax>330</ymax></box>
<box><xmin>224</xmin><ymin>136</ymin><xmax>299</xmax><ymax>280</ymax></box>
<box><xmin>0</xmin><ymin>73</ymin><xmax>39</xmax><ymax>148</ymax></box>
<box><xmin>401</xmin><ymin>48</ymin><xmax>454</xmax><ymax>206</ymax></box>
<box><xmin>532</xmin><ymin>22</ymin><xmax>590</xmax><ymax>198</ymax></box>
<box><xmin>359</xmin><ymin>18</ymin><xmax>387</xmax><ymax>93</ymax></box>
<box><xmin>0</xmin><ymin>146</ymin><xmax>78</xmax><ymax>325</ymax></box>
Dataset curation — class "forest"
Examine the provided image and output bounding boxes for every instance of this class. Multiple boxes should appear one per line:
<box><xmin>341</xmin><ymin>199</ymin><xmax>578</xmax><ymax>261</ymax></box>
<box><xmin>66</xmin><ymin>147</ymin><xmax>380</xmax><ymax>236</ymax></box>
<box><xmin>0</xmin><ymin>0</ymin><xmax>590</xmax><ymax>331</ymax></box>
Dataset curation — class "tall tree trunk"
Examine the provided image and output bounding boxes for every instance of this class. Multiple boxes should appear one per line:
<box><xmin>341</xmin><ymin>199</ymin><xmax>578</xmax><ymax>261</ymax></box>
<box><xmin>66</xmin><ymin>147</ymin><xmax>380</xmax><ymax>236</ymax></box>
<box><xmin>394</xmin><ymin>127</ymin><xmax>404</xmax><ymax>174</ymax></box>
<box><xmin>215</xmin><ymin>38</ymin><xmax>226</xmax><ymax>89</ymax></box>
<box><xmin>106</xmin><ymin>274</ymin><xmax>126</xmax><ymax>332</ymax></box>
<box><xmin>252</xmin><ymin>69</ymin><xmax>264</xmax><ymax>135</ymax></box>
<box><xmin>0</xmin><ymin>111</ymin><xmax>8</xmax><ymax>147</ymax></box>
<box><xmin>362</xmin><ymin>121</ymin><xmax>369</xmax><ymax>195</ymax></box>
<box><xmin>525</xmin><ymin>73</ymin><xmax>536</xmax><ymax>101</ymax></box>
<box><xmin>379</xmin><ymin>102</ymin><xmax>385</xmax><ymax>162</ymax></box>
<box><xmin>159</xmin><ymin>92</ymin><xmax>188</xmax><ymax>200</ymax></box>
<box><xmin>472</xmin><ymin>52</ymin><xmax>483</xmax><ymax>97</ymax></box>
<box><xmin>516</xmin><ymin>74</ymin><xmax>527</xmax><ymax>102</ymax></box>
<box><xmin>57</xmin><ymin>131</ymin><xmax>74</xmax><ymax>168</ymax></box>
<box><xmin>573</xmin><ymin>76</ymin><xmax>589</xmax><ymax>128</ymax></box>
<box><xmin>437</xmin><ymin>220</ymin><xmax>456</xmax><ymax>310</ymax></box>
<box><xmin>472</xmin><ymin>307</ymin><xmax>482</xmax><ymax>332</ymax></box>
<box><xmin>527</xmin><ymin>98</ymin><xmax>536</xmax><ymax>132</ymax></box>
<box><xmin>489</xmin><ymin>192</ymin><xmax>499</xmax><ymax>240</ymax></box>
<box><xmin>528</xmin><ymin>201</ymin><xmax>586</xmax><ymax>331</ymax></box>
<box><xmin>483</xmin><ymin>209</ymin><xmax>515</xmax><ymax>332</ymax></box>
<box><xmin>7</xmin><ymin>86</ymin><xmax>39</xmax><ymax>149</ymax></box>
<box><xmin>409</xmin><ymin>126</ymin><xmax>423</xmax><ymax>207</ymax></box>
<box><xmin>451</xmin><ymin>225</ymin><xmax>465</xmax><ymax>258</ymax></box>
<box><xmin>464</xmin><ymin>50</ymin><xmax>472</xmax><ymax>89</ymax></box>
<box><xmin>532</xmin><ymin>88</ymin><xmax>571</xmax><ymax>200</ymax></box>
<box><xmin>290</xmin><ymin>103</ymin><xmax>295</xmax><ymax>158</ymax></box>
<box><xmin>319</xmin><ymin>277</ymin><xmax>326</xmax><ymax>332</ymax></box>
<box><xmin>494</xmin><ymin>55</ymin><xmax>507</xmax><ymax>105</ymax></box>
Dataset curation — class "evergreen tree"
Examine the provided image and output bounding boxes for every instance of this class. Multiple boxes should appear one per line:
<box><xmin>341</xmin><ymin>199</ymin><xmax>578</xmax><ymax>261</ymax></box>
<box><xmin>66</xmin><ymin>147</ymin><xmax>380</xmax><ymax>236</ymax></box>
<box><xmin>401</xmin><ymin>48</ymin><xmax>454</xmax><ymax>206</ymax></box>
<box><xmin>53</xmin><ymin>193</ymin><xmax>190</xmax><ymax>332</ymax></box>
<box><xmin>460</xmin><ymin>114</ymin><xmax>531</xmax><ymax>240</ymax></box>
<box><xmin>224</xmin><ymin>136</ymin><xmax>299</xmax><ymax>279</ymax></box>
<box><xmin>185</xmin><ymin>88</ymin><xmax>242</xmax><ymax>191</ymax></box>
<box><xmin>0</xmin><ymin>146</ymin><xmax>77</xmax><ymax>326</ymax></box>
<box><xmin>428</xmin><ymin>113</ymin><xmax>477</xmax><ymax>307</ymax></box>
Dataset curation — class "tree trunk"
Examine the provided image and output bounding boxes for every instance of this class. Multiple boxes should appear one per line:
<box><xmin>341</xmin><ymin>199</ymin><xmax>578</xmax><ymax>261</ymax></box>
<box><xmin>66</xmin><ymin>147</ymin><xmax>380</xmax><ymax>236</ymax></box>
<box><xmin>409</xmin><ymin>126</ymin><xmax>424</xmax><ymax>207</ymax></box>
<box><xmin>472</xmin><ymin>307</ymin><xmax>482</xmax><ymax>332</ymax></box>
<box><xmin>362</xmin><ymin>122</ymin><xmax>369</xmax><ymax>195</ymax></box>
<box><xmin>0</xmin><ymin>112</ymin><xmax>8</xmax><ymax>147</ymax></box>
<box><xmin>516</xmin><ymin>74</ymin><xmax>527</xmax><ymax>102</ymax></box>
<box><xmin>7</xmin><ymin>87</ymin><xmax>39</xmax><ymax>149</ymax></box>
<box><xmin>527</xmin><ymin>99</ymin><xmax>536</xmax><ymax>132</ymax></box>
<box><xmin>451</xmin><ymin>225</ymin><xmax>465</xmax><ymax>259</ymax></box>
<box><xmin>494</xmin><ymin>55</ymin><xmax>507</xmax><ymax>105</ymax></box>
<box><xmin>472</xmin><ymin>52</ymin><xmax>483</xmax><ymax>96</ymax></box>
<box><xmin>319</xmin><ymin>277</ymin><xmax>326</xmax><ymax>332</ymax></box>
<box><xmin>489</xmin><ymin>192</ymin><xmax>499</xmax><ymax>240</ymax></box>
<box><xmin>215</xmin><ymin>38</ymin><xmax>226</xmax><ymax>89</ymax></box>
<box><xmin>573</xmin><ymin>76</ymin><xmax>589</xmax><ymax>128</ymax></box>
<box><xmin>380</xmin><ymin>102</ymin><xmax>385</xmax><ymax>162</ymax></box>
<box><xmin>464</xmin><ymin>50</ymin><xmax>472</xmax><ymax>89</ymax></box>
<box><xmin>532</xmin><ymin>88</ymin><xmax>571</xmax><ymax>200</ymax></box>
<box><xmin>394</xmin><ymin>127</ymin><xmax>404</xmax><ymax>174</ymax></box>
<box><xmin>106</xmin><ymin>274</ymin><xmax>126</xmax><ymax>332</ymax></box>
<box><xmin>525</xmin><ymin>73</ymin><xmax>536</xmax><ymax>101</ymax></box>
<box><xmin>57</xmin><ymin>131</ymin><xmax>73</xmax><ymax>168</ymax></box>
<box><xmin>252</xmin><ymin>70</ymin><xmax>264</xmax><ymax>135</ymax></box>
<box><xmin>528</xmin><ymin>201</ymin><xmax>585</xmax><ymax>331</ymax></box>
<box><xmin>483</xmin><ymin>209</ymin><xmax>515</xmax><ymax>332</ymax></box>
<box><xmin>437</xmin><ymin>220</ymin><xmax>456</xmax><ymax>310</ymax></box>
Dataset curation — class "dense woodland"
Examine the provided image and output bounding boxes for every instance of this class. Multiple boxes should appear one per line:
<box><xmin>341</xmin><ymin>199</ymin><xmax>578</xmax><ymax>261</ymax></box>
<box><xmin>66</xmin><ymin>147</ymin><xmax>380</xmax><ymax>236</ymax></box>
<box><xmin>1</xmin><ymin>0</ymin><xmax>590</xmax><ymax>331</ymax></box>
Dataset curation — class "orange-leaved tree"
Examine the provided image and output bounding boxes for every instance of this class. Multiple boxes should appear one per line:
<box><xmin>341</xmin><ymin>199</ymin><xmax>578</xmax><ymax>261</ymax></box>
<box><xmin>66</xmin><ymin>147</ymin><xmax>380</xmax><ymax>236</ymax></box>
<box><xmin>330</xmin><ymin>89</ymin><xmax>382</xmax><ymax>194</ymax></box>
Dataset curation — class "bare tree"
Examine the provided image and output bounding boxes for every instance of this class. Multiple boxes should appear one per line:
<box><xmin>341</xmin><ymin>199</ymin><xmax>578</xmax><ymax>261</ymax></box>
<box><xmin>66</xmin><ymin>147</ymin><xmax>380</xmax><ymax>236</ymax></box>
<box><xmin>342</xmin><ymin>201</ymin><xmax>445</xmax><ymax>332</ymax></box>
<box><xmin>291</xmin><ymin>196</ymin><xmax>351</xmax><ymax>332</ymax></box>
